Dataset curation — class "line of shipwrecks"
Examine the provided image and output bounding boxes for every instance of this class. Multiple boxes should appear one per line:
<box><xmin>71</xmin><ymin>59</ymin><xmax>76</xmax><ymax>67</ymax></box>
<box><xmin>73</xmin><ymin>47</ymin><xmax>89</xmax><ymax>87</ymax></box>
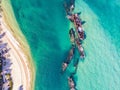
<box><xmin>62</xmin><ymin>0</ymin><xmax>86</xmax><ymax>90</ymax></box>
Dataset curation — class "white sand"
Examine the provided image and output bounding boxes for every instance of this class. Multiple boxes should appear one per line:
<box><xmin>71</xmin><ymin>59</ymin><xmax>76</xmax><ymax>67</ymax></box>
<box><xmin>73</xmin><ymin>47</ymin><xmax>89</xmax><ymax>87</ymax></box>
<box><xmin>0</xmin><ymin>0</ymin><xmax>35</xmax><ymax>90</ymax></box>
<box><xmin>0</xmin><ymin>17</ymin><xmax>31</xmax><ymax>90</ymax></box>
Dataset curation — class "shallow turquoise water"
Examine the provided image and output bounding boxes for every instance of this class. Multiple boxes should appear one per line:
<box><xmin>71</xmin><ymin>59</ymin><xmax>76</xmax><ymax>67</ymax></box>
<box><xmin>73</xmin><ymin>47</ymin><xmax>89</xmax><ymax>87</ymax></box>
<box><xmin>10</xmin><ymin>0</ymin><xmax>120</xmax><ymax>90</ymax></box>
<box><xmin>74</xmin><ymin>1</ymin><xmax>120</xmax><ymax>90</ymax></box>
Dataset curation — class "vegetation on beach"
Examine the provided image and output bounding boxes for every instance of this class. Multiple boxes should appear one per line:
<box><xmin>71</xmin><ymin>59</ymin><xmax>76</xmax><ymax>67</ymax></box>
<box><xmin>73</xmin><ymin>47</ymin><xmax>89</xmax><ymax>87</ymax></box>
<box><xmin>0</xmin><ymin>1</ymin><xmax>13</xmax><ymax>88</ymax></box>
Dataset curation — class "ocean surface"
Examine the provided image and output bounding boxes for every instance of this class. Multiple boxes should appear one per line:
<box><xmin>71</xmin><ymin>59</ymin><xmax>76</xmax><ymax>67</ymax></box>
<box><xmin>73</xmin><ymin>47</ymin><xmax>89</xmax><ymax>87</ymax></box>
<box><xmin>10</xmin><ymin>0</ymin><xmax>120</xmax><ymax>90</ymax></box>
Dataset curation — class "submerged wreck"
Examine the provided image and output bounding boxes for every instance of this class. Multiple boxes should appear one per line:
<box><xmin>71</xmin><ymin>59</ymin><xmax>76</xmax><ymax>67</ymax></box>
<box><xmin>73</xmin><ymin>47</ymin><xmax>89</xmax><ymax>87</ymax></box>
<box><xmin>62</xmin><ymin>0</ymin><xmax>87</xmax><ymax>89</ymax></box>
<box><xmin>62</xmin><ymin>46</ymin><xmax>75</xmax><ymax>72</ymax></box>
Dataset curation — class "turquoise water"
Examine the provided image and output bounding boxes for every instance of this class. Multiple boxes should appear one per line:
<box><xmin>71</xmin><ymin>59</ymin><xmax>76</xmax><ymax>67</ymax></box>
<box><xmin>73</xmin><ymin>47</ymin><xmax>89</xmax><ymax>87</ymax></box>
<box><xmin>10</xmin><ymin>0</ymin><xmax>120</xmax><ymax>90</ymax></box>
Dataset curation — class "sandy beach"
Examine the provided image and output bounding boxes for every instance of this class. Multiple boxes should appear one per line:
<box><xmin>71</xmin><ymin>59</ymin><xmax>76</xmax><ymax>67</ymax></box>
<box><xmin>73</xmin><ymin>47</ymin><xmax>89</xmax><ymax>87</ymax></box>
<box><xmin>1</xmin><ymin>0</ymin><xmax>35</xmax><ymax>90</ymax></box>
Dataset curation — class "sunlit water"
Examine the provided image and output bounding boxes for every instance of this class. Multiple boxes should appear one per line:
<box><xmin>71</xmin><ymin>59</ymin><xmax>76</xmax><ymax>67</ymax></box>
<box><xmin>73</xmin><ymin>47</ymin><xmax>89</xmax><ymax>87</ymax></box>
<box><xmin>11</xmin><ymin>0</ymin><xmax>120</xmax><ymax>90</ymax></box>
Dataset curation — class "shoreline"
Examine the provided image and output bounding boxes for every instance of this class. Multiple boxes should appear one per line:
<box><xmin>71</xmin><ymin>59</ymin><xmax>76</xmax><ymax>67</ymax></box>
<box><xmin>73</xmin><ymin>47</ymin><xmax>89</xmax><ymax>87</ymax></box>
<box><xmin>1</xmin><ymin>0</ymin><xmax>35</xmax><ymax>90</ymax></box>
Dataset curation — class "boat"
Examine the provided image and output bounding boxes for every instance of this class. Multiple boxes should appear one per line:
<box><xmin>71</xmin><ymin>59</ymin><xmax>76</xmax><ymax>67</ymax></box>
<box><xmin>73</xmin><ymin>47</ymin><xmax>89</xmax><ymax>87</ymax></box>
<box><xmin>64</xmin><ymin>2</ymin><xmax>69</xmax><ymax>14</ymax></box>
<box><xmin>64</xmin><ymin>0</ymin><xmax>75</xmax><ymax>14</ymax></box>
<box><xmin>75</xmin><ymin>39</ymin><xmax>85</xmax><ymax>59</ymax></box>
<box><xmin>74</xmin><ymin>58</ymin><xmax>79</xmax><ymax>72</ymax></box>
<box><xmin>72</xmin><ymin>14</ymin><xmax>85</xmax><ymax>41</ymax></box>
<box><xmin>66</xmin><ymin>14</ymin><xmax>74</xmax><ymax>22</ymax></box>
<box><xmin>67</xmin><ymin>14</ymin><xmax>84</xmax><ymax>38</ymax></box>
<box><xmin>78</xmin><ymin>44</ymin><xmax>85</xmax><ymax>58</ymax></box>
<box><xmin>68</xmin><ymin>74</ymin><xmax>76</xmax><ymax>90</ymax></box>
<box><xmin>77</xmin><ymin>26</ymin><xmax>85</xmax><ymax>40</ymax></box>
<box><xmin>67</xmin><ymin>46</ymin><xmax>75</xmax><ymax>61</ymax></box>
<box><xmin>62</xmin><ymin>46</ymin><xmax>75</xmax><ymax>72</ymax></box>
<box><xmin>74</xmin><ymin>59</ymin><xmax>79</xmax><ymax>67</ymax></box>
<box><xmin>62</xmin><ymin>62</ymin><xmax>68</xmax><ymax>72</ymax></box>
<box><xmin>69</xmin><ymin>4</ymin><xmax>74</xmax><ymax>12</ymax></box>
<box><xmin>69</xmin><ymin>28</ymin><xmax>75</xmax><ymax>44</ymax></box>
